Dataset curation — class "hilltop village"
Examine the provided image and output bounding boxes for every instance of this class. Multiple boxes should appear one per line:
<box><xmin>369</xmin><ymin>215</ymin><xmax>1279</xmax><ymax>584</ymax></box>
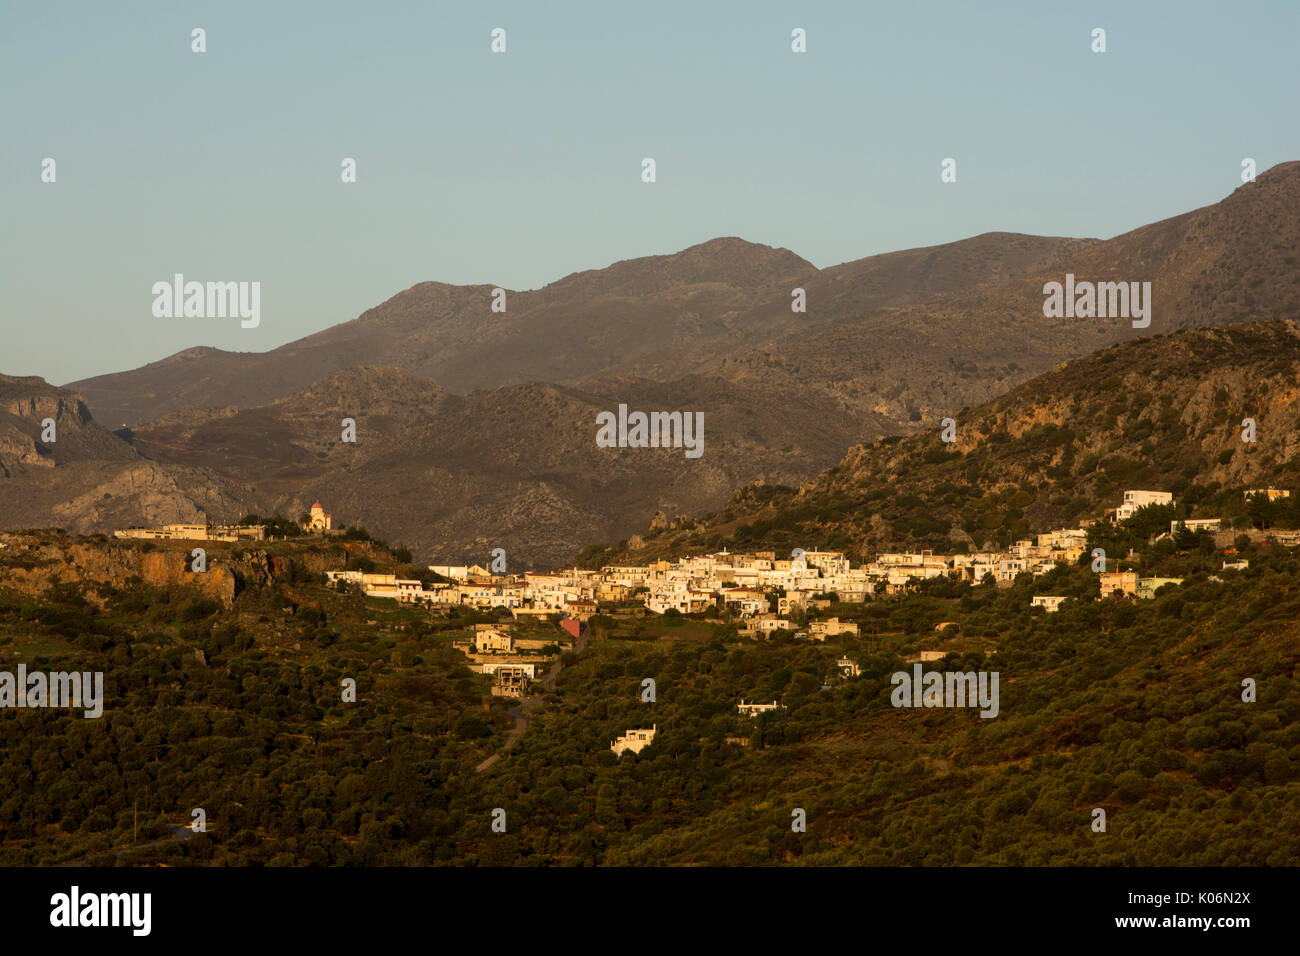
<box><xmin>105</xmin><ymin>487</ymin><xmax>1293</xmax><ymax>757</ymax></box>
<box><xmin>106</xmin><ymin>489</ymin><xmax>1294</xmax><ymax>637</ymax></box>
<box><xmin>311</xmin><ymin>485</ymin><xmax>1293</xmax><ymax>742</ymax></box>
<box><xmin>327</xmin><ymin>486</ymin><xmax>1293</xmax><ymax>622</ymax></box>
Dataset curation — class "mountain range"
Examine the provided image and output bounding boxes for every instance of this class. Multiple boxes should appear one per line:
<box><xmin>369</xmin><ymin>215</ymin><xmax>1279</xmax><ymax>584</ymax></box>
<box><xmin>2</xmin><ymin>162</ymin><xmax>1298</xmax><ymax>566</ymax></box>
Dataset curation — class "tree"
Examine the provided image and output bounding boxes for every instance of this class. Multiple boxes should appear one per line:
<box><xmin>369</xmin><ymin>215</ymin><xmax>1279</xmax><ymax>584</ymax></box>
<box><xmin>1172</xmin><ymin>521</ymin><xmax>1199</xmax><ymax>550</ymax></box>
<box><xmin>1115</xmin><ymin>770</ymin><xmax>1147</xmax><ymax>803</ymax></box>
<box><xmin>453</xmin><ymin>715</ymin><xmax>491</xmax><ymax>739</ymax></box>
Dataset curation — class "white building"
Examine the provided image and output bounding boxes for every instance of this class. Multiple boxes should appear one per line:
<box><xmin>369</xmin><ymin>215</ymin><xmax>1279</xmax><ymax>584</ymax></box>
<box><xmin>603</xmin><ymin>565</ymin><xmax>650</xmax><ymax>588</ymax></box>
<box><xmin>801</xmin><ymin>550</ymin><xmax>851</xmax><ymax>575</ymax></box>
<box><xmin>1116</xmin><ymin>490</ymin><xmax>1173</xmax><ymax>521</ymax></box>
<box><xmin>720</xmin><ymin>587</ymin><xmax>770</xmax><ymax>616</ymax></box>
<box><xmin>611</xmin><ymin>725</ymin><xmax>656</xmax><ymax>757</ymax></box>
<box><xmin>1170</xmin><ymin>518</ymin><xmax>1221</xmax><ymax>534</ymax></box>
<box><xmin>737</xmin><ymin>700</ymin><xmax>784</xmax><ymax>717</ymax></box>
<box><xmin>114</xmin><ymin>522</ymin><xmax>265</xmax><ymax>543</ymax></box>
<box><xmin>480</xmin><ymin>661</ymin><xmax>536</xmax><ymax>678</ymax></box>
<box><xmin>473</xmin><ymin>628</ymin><xmax>514</xmax><ymax>654</ymax></box>
<box><xmin>1037</xmin><ymin>528</ymin><xmax>1086</xmax><ymax>550</ymax></box>
<box><xmin>809</xmin><ymin>617</ymin><xmax>859</xmax><ymax>639</ymax></box>
<box><xmin>306</xmin><ymin>501</ymin><xmax>332</xmax><ymax>532</ymax></box>
<box><xmin>997</xmin><ymin>558</ymin><xmax>1028</xmax><ymax>583</ymax></box>
<box><xmin>393</xmin><ymin>579</ymin><xmax>430</xmax><ymax>603</ymax></box>
<box><xmin>743</xmin><ymin>615</ymin><xmax>795</xmax><ymax>638</ymax></box>
<box><xmin>430</xmin><ymin>565</ymin><xmax>470</xmax><ymax>581</ymax></box>
<box><xmin>1031</xmin><ymin>595</ymin><xmax>1067</xmax><ymax>613</ymax></box>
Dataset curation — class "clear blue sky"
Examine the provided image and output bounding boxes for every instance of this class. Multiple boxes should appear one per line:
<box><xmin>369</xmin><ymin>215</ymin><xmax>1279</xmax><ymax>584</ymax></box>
<box><xmin>2</xmin><ymin>0</ymin><xmax>1297</xmax><ymax>385</ymax></box>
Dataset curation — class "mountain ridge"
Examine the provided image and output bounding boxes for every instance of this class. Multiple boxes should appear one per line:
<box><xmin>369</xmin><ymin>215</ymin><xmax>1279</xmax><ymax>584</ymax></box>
<box><xmin>67</xmin><ymin>230</ymin><xmax>1093</xmax><ymax>426</ymax></box>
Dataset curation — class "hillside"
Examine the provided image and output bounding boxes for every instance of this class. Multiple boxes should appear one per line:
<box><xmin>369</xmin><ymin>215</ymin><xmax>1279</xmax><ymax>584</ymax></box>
<box><xmin>0</xmin><ymin>374</ymin><xmax>138</xmax><ymax>474</ymax></box>
<box><xmin>0</xmin><ymin>374</ymin><xmax>242</xmax><ymax>534</ymax></box>
<box><xmin>1</xmin><ymin>523</ymin><xmax>1296</xmax><ymax>866</ymax></box>
<box><xmin>0</xmin><ymin>363</ymin><xmax>879</xmax><ymax>567</ymax></box>
<box><xmin>589</xmin><ymin>320</ymin><xmax>1300</xmax><ymax>565</ymax></box>
<box><xmin>5</xmin><ymin>317</ymin><xmax>1300</xmax><ymax>865</ymax></box>
<box><xmin>125</xmin><ymin>366</ymin><xmax>879</xmax><ymax>568</ymax></box>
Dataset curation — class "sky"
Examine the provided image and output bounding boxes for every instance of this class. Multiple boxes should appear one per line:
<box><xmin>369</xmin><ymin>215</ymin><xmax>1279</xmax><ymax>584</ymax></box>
<box><xmin>2</xmin><ymin>0</ymin><xmax>1297</xmax><ymax>385</ymax></box>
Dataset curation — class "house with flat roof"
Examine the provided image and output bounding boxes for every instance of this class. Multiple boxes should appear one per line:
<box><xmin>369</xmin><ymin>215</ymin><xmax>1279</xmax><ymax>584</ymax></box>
<box><xmin>1116</xmin><ymin>490</ymin><xmax>1173</xmax><ymax>521</ymax></box>
<box><xmin>485</xmin><ymin>664</ymin><xmax>533</xmax><ymax>698</ymax></box>
<box><xmin>1171</xmin><ymin>518</ymin><xmax>1221</xmax><ymax>534</ymax></box>
<box><xmin>1031</xmin><ymin>595</ymin><xmax>1067</xmax><ymax>613</ymax></box>
<box><xmin>473</xmin><ymin>628</ymin><xmax>514</xmax><ymax>654</ymax></box>
<box><xmin>1099</xmin><ymin>570</ymin><xmax>1138</xmax><ymax>598</ymax></box>
<box><xmin>611</xmin><ymin>725</ymin><xmax>656</xmax><ymax>757</ymax></box>
<box><xmin>737</xmin><ymin>700</ymin><xmax>784</xmax><ymax>717</ymax></box>
<box><xmin>809</xmin><ymin>617</ymin><xmax>859</xmax><ymax>639</ymax></box>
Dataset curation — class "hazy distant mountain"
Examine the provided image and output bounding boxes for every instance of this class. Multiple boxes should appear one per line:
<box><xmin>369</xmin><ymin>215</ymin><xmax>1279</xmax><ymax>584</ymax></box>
<box><xmin>67</xmin><ymin>163</ymin><xmax>1300</xmax><ymax>439</ymax></box>
<box><xmin>68</xmin><ymin>233</ymin><xmax>1085</xmax><ymax>427</ymax></box>
<box><xmin>708</xmin><ymin>162</ymin><xmax>1300</xmax><ymax>427</ymax></box>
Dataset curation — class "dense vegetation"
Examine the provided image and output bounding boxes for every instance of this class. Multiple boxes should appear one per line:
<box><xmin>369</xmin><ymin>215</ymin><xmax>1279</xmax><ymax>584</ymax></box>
<box><xmin>1</xmin><ymin>523</ymin><xmax>1296</xmax><ymax>865</ymax></box>
<box><xmin>0</xmin><ymin>541</ymin><xmax>511</xmax><ymax>866</ymax></box>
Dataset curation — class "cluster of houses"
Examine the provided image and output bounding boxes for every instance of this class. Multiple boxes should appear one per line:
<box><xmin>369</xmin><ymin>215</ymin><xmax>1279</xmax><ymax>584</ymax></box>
<box><xmin>321</xmin><ymin>485</ymin><xmax>1300</xmax><ymax>756</ymax></box>
<box><xmin>1016</xmin><ymin>488</ymin><xmax>1294</xmax><ymax>610</ymax></box>
<box><xmin>449</xmin><ymin>623</ymin><xmax>567</xmax><ymax>698</ymax></box>
<box><xmin>603</xmin><ymin>489</ymin><xmax>1299</xmax><ymax>759</ymax></box>
<box><xmin>1113</xmin><ymin>489</ymin><xmax>1174</xmax><ymax>521</ymax></box>
<box><xmin>625</xmin><ymin>525</ymin><xmax>1134</xmax><ymax>620</ymax></box>
<box><xmin>320</xmin><ymin>486</ymin><xmax>1295</xmax><ymax>700</ymax></box>
<box><xmin>325</xmin><ymin>565</ymin><xmax>600</xmax><ymax>618</ymax></box>
<box><xmin>328</xmin><ymin>486</ymin><xmax>1288</xmax><ymax>631</ymax></box>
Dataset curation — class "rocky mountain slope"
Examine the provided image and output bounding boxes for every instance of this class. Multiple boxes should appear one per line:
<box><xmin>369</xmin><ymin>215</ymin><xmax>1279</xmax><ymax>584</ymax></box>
<box><xmin>590</xmin><ymin>320</ymin><xmax>1300</xmax><ymax>565</ymax></box>
<box><xmin>704</xmin><ymin>161</ymin><xmax>1300</xmax><ymax>428</ymax></box>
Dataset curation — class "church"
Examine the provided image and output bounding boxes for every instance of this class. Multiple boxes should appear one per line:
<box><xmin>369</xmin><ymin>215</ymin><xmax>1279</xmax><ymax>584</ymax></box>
<box><xmin>306</xmin><ymin>500</ymin><xmax>332</xmax><ymax>532</ymax></box>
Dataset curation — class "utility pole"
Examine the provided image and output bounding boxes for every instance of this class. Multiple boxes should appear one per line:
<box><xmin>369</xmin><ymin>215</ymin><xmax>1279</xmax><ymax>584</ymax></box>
<box><xmin>133</xmin><ymin>800</ymin><xmax>138</xmax><ymax>843</ymax></box>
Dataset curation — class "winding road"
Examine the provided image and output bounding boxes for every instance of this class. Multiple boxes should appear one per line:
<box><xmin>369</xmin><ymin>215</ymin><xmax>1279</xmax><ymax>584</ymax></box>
<box><xmin>474</xmin><ymin>625</ymin><xmax>587</xmax><ymax>773</ymax></box>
